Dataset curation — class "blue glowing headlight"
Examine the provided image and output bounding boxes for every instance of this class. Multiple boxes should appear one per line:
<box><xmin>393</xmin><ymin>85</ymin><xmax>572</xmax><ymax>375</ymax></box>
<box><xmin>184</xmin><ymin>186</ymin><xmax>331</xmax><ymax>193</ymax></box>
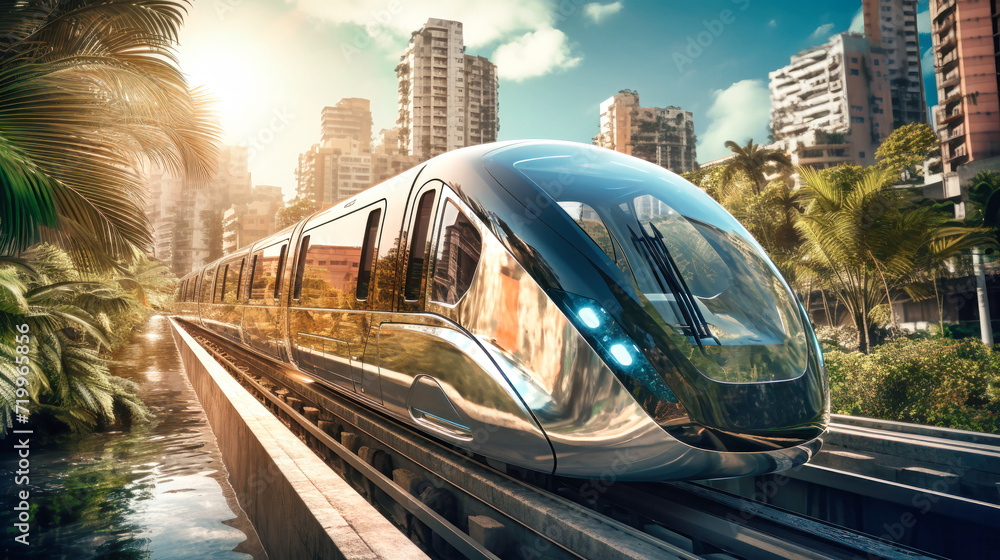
<box><xmin>550</xmin><ymin>290</ymin><xmax>677</xmax><ymax>403</ymax></box>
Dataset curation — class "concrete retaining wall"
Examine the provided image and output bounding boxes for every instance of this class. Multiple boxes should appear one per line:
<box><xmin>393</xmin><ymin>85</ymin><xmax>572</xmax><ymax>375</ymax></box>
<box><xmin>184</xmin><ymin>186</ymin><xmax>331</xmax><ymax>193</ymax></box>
<box><xmin>169</xmin><ymin>318</ymin><xmax>427</xmax><ymax>560</ymax></box>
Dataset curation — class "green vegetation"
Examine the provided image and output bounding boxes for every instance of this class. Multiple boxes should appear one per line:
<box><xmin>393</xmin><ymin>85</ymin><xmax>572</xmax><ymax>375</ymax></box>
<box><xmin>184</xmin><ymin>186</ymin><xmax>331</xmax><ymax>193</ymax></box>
<box><xmin>720</xmin><ymin>139</ymin><xmax>793</xmax><ymax>195</ymax></box>
<box><xmin>689</xmin><ymin>137</ymin><xmax>1000</xmax><ymax>432</ymax></box>
<box><xmin>0</xmin><ymin>1</ymin><xmax>214</xmax><ymax>438</ymax></box>
<box><xmin>0</xmin><ymin>0</ymin><xmax>219</xmax><ymax>269</ymax></box>
<box><xmin>0</xmin><ymin>245</ymin><xmax>176</xmax><ymax>438</ymax></box>
<box><xmin>875</xmin><ymin>123</ymin><xmax>938</xmax><ymax>181</ymax></box>
<box><xmin>276</xmin><ymin>196</ymin><xmax>318</xmax><ymax>229</ymax></box>
<box><xmin>825</xmin><ymin>337</ymin><xmax>1000</xmax><ymax>433</ymax></box>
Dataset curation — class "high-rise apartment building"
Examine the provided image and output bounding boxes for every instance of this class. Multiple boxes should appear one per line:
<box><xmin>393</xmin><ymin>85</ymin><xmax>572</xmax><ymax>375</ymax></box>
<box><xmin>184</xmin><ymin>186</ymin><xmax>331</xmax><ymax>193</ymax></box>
<box><xmin>145</xmin><ymin>145</ymin><xmax>252</xmax><ymax>275</ymax></box>
<box><xmin>321</xmin><ymin>98</ymin><xmax>373</xmax><ymax>151</ymax></box>
<box><xmin>862</xmin><ymin>0</ymin><xmax>927</xmax><ymax>127</ymax></box>
<box><xmin>222</xmin><ymin>185</ymin><xmax>285</xmax><ymax>254</ymax></box>
<box><xmin>593</xmin><ymin>90</ymin><xmax>697</xmax><ymax>173</ymax></box>
<box><xmin>372</xmin><ymin>127</ymin><xmax>420</xmax><ymax>184</ymax></box>
<box><xmin>770</xmin><ymin>33</ymin><xmax>894</xmax><ymax>169</ymax></box>
<box><xmin>396</xmin><ymin>18</ymin><xmax>499</xmax><ymax>160</ymax></box>
<box><xmin>930</xmin><ymin>0</ymin><xmax>1000</xmax><ymax>173</ymax></box>
<box><xmin>295</xmin><ymin>137</ymin><xmax>372</xmax><ymax>210</ymax></box>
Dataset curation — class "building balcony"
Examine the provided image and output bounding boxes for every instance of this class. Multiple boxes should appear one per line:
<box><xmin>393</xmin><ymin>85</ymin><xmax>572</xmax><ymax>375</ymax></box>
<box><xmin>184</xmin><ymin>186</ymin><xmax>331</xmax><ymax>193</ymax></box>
<box><xmin>937</xmin><ymin>106</ymin><xmax>964</xmax><ymax>126</ymax></box>
<box><xmin>942</xmin><ymin>89</ymin><xmax>964</xmax><ymax>108</ymax></box>
<box><xmin>935</xmin><ymin>49</ymin><xmax>959</xmax><ymax>71</ymax></box>
<box><xmin>945</xmin><ymin>150</ymin><xmax>968</xmax><ymax>166</ymax></box>
<box><xmin>936</xmin><ymin>32</ymin><xmax>957</xmax><ymax>53</ymax></box>
<box><xmin>933</xmin><ymin>0</ymin><xmax>955</xmax><ymax>19</ymax></box>
<box><xmin>940</xmin><ymin>71</ymin><xmax>960</xmax><ymax>89</ymax></box>
<box><xmin>940</xmin><ymin>125</ymin><xmax>966</xmax><ymax>143</ymax></box>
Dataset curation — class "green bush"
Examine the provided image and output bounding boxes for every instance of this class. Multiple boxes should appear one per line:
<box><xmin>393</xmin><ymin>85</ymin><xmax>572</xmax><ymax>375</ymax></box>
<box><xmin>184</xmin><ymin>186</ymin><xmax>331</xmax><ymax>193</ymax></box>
<box><xmin>824</xmin><ymin>337</ymin><xmax>1000</xmax><ymax>433</ymax></box>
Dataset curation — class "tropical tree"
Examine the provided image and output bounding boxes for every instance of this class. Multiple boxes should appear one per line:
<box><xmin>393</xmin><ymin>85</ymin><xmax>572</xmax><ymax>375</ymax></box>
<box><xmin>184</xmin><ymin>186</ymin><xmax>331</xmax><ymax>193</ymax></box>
<box><xmin>794</xmin><ymin>166</ymin><xmax>992</xmax><ymax>352</ymax></box>
<box><xmin>875</xmin><ymin>123</ymin><xmax>937</xmax><ymax>182</ymax></box>
<box><xmin>963</xmin><ymin>170</ymin><xmax>1000</xmax><ymax>344</ymax></box>
<box><xmin>276</xmin><ymin>197</ymin><xmax>317</xmax><ymax>230</ymax></box>
<box><xmin>0</xmin><ymin>0</ymin><xmax>219</xmax><ymax>269</ymax></box>
<box><xmin>0</xmin><ymin>245</ymin><xmax>152</xmax><ymax>436</ymax></box>
<box><xmin>720</xmin><ymin>139</ymin><xmax>793</xmax><ymax>195</ymax></box>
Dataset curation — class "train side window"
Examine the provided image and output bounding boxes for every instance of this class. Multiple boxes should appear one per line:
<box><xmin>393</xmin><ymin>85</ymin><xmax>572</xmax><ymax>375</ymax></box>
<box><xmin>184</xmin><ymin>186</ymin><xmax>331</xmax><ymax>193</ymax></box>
<box><xmin>223</xmin><ymin>259</ymin><xmax>243</xmax><ymax>303</ymax></box>
<box><xmin>404</xmin><ymin>190</ymin><xmax>436</xmax><ymax>300</ymax></box>
<box><xmin>215</xmin><ymin>265</ymin><xmax>228</xmax><ymax>303</ymax></box>
<box><xmin>558</xmin><ymin>201</ymin><xmax>617</xmax><ymax>262</ymax></box>
<box><xmin>274</xmin><ymin>244</ymin><xmax>287</xmax><ymax>301</ymax></box>
<box><xmin>201</xmin><ymin>268</ymin><xmax>216</xmax><ymax>303</ymax></box>
<box><xmin>235</xmin><ymin>258</ymin><xmax>246</xmax><ymax>301</ymax></box>
<box><xmin>431</xmin><ymin>201</ymin><xmax>482</xmax><ymax>305</ymax></box>
<box><xmin>244</xmin><ymin>254</ymin><xmax>257</xmax><ymax>302</ymax></box>
<box><xmin>292</xmin><ymin>235</ymin><xmax>310</xmax><ymax>301</ymax></box>
<box><xmin>356</xmin><ymin>208</ymin><xmax>382</xmax><ymax>300</ymax></box>
<box><xmin>298</xmin><ymin>207</ymin><xmax>378</xmax><ymax>309</ymax></box>
<box><xmin>249</xmin><ymin>243</ymin><xmax>286</xmax><ymax>304</ymax></box>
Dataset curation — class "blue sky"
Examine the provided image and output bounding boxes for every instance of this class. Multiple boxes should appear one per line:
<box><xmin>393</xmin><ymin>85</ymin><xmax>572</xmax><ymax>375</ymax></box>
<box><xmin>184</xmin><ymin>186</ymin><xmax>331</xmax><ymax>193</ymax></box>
<box><xmin>177</xmin><ymin>0</ymin><xmax>935</xmax><ymax>197</ymax></box>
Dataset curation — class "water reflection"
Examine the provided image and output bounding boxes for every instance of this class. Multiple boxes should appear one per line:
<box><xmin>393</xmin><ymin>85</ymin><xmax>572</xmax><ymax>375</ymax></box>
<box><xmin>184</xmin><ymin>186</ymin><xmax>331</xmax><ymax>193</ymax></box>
<box><xmin>0</xmin><ymin>315</ymin><xmax>266</xmax><ymax>559</ymax></box>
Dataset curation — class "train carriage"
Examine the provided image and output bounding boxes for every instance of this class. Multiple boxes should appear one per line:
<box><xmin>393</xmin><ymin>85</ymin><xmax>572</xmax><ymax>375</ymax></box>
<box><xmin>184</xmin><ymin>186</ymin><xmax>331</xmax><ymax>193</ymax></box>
<box><xmin>175</xmin><ymin>140</ymin><xmax>828</xmax><ymax>481</ymax></box>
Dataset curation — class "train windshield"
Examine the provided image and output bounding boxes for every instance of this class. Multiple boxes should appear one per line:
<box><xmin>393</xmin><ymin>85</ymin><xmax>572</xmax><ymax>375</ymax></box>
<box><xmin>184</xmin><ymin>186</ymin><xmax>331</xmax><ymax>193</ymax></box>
<box><xmin>508</xmin><ymin>146</ymin><xmax>808</xmax><ymax>383</ymax></box>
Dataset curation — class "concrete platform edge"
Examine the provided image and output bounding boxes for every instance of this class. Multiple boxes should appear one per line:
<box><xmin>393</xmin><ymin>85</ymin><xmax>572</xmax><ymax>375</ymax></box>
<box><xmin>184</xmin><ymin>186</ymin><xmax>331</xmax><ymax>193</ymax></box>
<box><xmin>168</xmin><ymin>318</ymin><xmax>428</xmax><ymax>560</ymax></box>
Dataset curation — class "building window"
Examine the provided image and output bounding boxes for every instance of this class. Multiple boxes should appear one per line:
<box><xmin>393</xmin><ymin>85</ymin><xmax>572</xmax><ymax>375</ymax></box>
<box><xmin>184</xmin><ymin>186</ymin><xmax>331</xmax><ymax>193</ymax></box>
<box><xmin>874</xmin><ymin>59</ymin><xmax>880</xmax><ymax>66</ymax></box>
<box><xmin>850</xmin><ymin>69</ymin><xmax>860</xmax><ymax>76</ymax></box>
<box><xmin>851</xmin><ymin>57</ymin><xmax>858</xmax><ymax>63</ymax></box>
<box><xmin>859</xmin><ymin>152</ymin><xmax>865</xmax><ymax>159</ymax></box>
<box><xmin>851</xmin><ymin>116</ymin><xmax>865</xmax><ymax>124</ymax></box>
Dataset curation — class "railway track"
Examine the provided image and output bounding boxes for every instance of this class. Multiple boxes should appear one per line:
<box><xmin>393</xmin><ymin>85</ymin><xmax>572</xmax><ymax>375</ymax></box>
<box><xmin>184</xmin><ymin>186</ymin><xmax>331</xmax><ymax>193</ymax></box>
<box><xmin>178</xmin><ymin>319</ymin><xmax>987</xmax><ymax>560</ymax></box>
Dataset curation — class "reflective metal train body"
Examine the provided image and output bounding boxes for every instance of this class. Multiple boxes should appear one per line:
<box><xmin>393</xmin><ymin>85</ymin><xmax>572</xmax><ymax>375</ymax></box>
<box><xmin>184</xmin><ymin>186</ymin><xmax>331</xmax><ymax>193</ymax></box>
<box><xmin>174</xmin><ymin>140</ymin><xmax>829</xmax><ymax>481</ymax></box>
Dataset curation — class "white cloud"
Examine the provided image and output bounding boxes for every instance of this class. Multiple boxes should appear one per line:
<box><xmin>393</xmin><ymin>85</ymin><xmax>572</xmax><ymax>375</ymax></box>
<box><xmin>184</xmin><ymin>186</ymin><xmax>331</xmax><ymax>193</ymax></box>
<box><xmin>291</xmin><ymin>0</ymin><xmax>555</xmax><ymax>47</ymax></box>
<box><xmin>848</xmin><ymin>7</ymin><xmax>865</xmax><ymax>33</ymax></box>
<box><xmin>493</xmin><ymin>28</ymin><xmax>582</xmax><ymax>81</ymax></box>
<box><xmin>921</xmin><ymin>47</ymin><xmax>935</xmax><ymax>76</ymax></box>
<box><xmin>583</xmin><ymin>2</ymin><xmax>623</xmax><ymax>23</ymax></box>
<box><xmin>697</xmin><ymin>79</ymin><xmax>772</xmax><ymax>162</ymax></box>
<box><xmin>768</xmin><ymin>19</ymin><xmax>777</xmax><ymax>28</ymax></box>
<box><xmin>809</xmin><ymin>22</ymin><xmax>835</xmax><ymax>42</ymax></box>
<box><xmin>917</xmin><ymin>10</ymin><xmax>931</xmax><ymax>34</ymax></box>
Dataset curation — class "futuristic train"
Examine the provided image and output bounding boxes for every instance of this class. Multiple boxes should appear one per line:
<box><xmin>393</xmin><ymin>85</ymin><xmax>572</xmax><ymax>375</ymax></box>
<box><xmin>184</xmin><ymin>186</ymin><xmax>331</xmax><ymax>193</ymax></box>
<box><xmin>174</xmin><ymin>140</ymin><xmax>829</xmax><ymax>481</ymax></box>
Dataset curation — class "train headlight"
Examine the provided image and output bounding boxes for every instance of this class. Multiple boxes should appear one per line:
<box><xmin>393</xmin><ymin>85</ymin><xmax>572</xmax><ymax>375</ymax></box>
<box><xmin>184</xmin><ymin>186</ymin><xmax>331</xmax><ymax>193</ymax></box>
<box><xmin>550</xmin><ymin>290</ymin><xmax>677</xmax><ymax>404</ymax></box>
<box><xmin>609</xmin><ymin>344</ymin><xmax>633</xmax><ymax>366</ymax></box>
<box><xmin>578</xmin><ymin>307</ymin><xmax>601</xmax><ymax>329</ymax></box>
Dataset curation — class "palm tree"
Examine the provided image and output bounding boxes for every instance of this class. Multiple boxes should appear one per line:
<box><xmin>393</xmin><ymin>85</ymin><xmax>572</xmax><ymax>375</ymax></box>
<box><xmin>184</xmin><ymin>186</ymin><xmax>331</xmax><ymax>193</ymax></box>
<box><xmin>964</xmin><ymin>170</ymin><xmax>1000</xmax><ymax>345</ymax></box>
<box><xmin>0</xmin><ymin>245</ymin><xmax>150</xmax><ymax>436</ymax></box>
<box><xmin>795</xmin><ymin>166</ymin><xmax>993</xmax><ymax>352</ymax></box>
<box><xmin>721</xmin><ymin>139</ymin><xmax>793</xmax><ymax>195</ymax></box>
<box><xmin>0</xmin><ymin>0</ymin><xmax>219</xmax><ymax>269</ymax></box>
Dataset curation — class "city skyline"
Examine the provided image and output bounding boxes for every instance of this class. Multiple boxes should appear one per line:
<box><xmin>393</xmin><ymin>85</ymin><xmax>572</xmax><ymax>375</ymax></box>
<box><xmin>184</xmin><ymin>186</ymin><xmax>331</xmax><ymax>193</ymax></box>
<box><xmin>177</xmin><ymin>0</ymin><xmax>937</xmax><ymax>199</ymax></box>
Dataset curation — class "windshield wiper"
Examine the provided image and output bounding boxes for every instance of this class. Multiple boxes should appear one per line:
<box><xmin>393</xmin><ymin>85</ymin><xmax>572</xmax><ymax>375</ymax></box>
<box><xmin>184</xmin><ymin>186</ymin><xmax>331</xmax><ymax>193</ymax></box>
<box><xmin>629</xmin><ymin>222</ymin><xmax>718</xmax><ymax>349</ymax></box>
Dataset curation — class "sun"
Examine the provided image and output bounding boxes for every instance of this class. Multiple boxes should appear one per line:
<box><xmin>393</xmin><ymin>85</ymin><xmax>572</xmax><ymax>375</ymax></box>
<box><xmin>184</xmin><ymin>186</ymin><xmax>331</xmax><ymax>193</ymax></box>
<box><xmin>180</xmin><ymin>39</ymin><xmax>271</xmax><ymax>142</ymax></box>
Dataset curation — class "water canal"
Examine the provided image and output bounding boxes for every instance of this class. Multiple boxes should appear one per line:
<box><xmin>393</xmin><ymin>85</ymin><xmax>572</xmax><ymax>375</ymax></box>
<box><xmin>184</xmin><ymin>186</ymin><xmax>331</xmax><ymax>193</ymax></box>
<box><xmin>1</xmin><ymin>315</ymin><xmax>266</xmax><ymax>559</ymax></box>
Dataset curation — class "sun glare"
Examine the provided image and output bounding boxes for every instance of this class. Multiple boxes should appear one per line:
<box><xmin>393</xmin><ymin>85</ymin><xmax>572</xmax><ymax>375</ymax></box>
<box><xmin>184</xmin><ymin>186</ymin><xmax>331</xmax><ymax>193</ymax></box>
<box><xmin>182</xmin><ymin>43</ymin><xmax>268</xmax><ymax>139</ymax></box>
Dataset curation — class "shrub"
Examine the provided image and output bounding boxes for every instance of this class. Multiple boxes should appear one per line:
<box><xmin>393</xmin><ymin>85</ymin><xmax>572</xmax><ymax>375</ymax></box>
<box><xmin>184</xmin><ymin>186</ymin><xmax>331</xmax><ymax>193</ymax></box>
<box><xmin>824</xmin><ymin>337</ymin><xmax>1000</xmax><ymax>433</ymax></box>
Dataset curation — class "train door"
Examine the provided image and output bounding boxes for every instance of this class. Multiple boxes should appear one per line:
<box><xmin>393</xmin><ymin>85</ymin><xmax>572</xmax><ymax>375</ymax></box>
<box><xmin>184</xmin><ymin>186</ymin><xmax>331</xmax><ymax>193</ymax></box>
<box><xmin>373</xmin><ymin>180</ymin><xmax>455</xmax><ymax>422</ymax></box>
<box><xmin>289</xmin><ymin>202</ymin><xmax>386</xmax><ymax>398</ymax></box>
<box><xmin>198</xmin><ymin>265</ymin><xmax>217</xmax><ymax>328</ymax></box>
<box><xmin>216</xmin><ymin>254</ymin><xmax>247</xmax><ymax>342</ymax></box>
<box><xmin>243</xmin><ymin>240</ymin><xmax>288</xmax><ymax>357</ymax></box>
